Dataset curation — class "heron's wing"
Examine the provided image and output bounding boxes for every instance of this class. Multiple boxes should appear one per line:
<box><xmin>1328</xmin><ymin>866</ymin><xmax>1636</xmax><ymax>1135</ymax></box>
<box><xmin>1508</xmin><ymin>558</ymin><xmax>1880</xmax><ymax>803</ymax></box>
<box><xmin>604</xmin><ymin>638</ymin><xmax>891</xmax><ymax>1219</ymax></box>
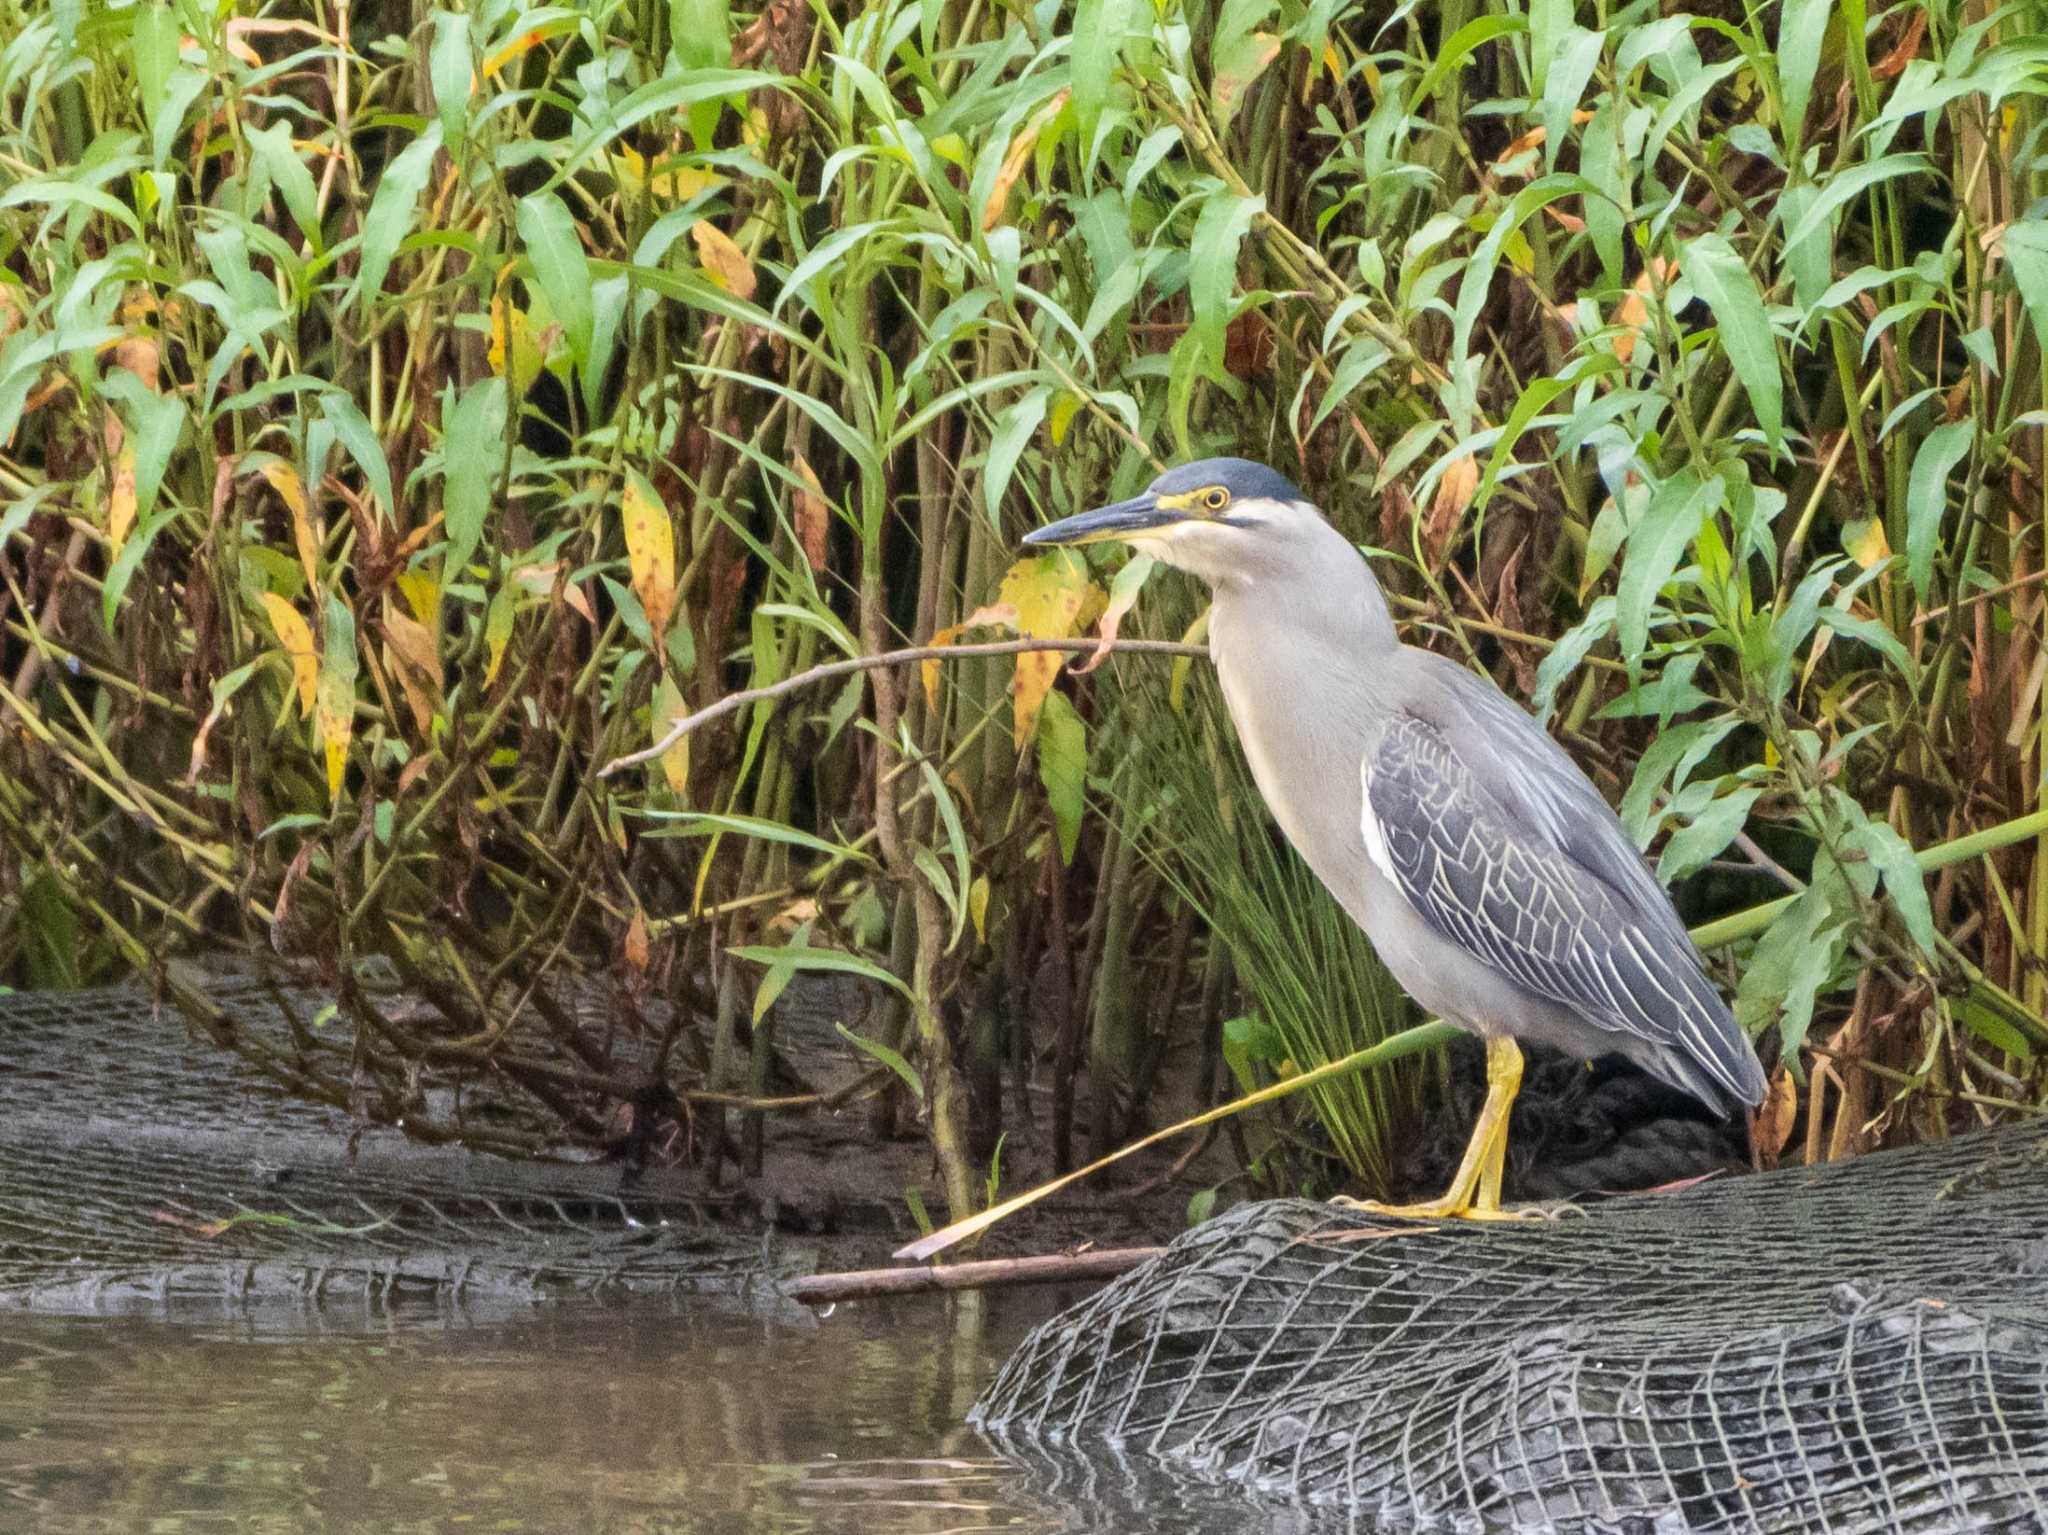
<box><xmin>1363</xmin><ymin>672</ymin><xmax>1762</xmax><ymax>1110</ymax></box>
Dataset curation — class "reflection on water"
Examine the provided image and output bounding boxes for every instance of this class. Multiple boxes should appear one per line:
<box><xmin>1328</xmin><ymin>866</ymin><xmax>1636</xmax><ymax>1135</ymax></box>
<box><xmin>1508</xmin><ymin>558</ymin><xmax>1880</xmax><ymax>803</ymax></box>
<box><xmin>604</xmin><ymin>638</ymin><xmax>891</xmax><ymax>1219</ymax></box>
<box><xmin>0</xmin><ymin>1290</ymin><xmax>1349</xmax><ymax>1534</ymax></box>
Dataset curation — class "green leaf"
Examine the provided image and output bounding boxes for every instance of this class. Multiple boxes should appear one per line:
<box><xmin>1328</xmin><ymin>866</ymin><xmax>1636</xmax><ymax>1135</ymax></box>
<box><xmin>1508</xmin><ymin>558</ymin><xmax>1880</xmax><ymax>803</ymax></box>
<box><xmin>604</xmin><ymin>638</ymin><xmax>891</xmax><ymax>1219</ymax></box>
<box><xmin>321</xmin><ymin>393</ymin><xmax>393</xmax><ymax>520</ymax></box>
<box><xmin>1220</xmin><ymin>1014</ymin><xmax>1288</xmax><ymax>1093</ymax></box>
<box><xmin>1683</xmin><ymin>232</ymin><xmax>1782</xmax><ymax>455</ymax></box>
<box><xmin>728</xmin><ymin>943</ymin><xmax>913</xmax><ymax>1001</ymax></box>
<box><xmin>1780</xmin><ymin>154</ymin><xmax>1929</xmax><ymax>252</ymax></box>
<box><xmin>1188</xmin><ymin>186</ymin><xmax>1263</xmax><ymax>375</ymax></box>
<box><xmin>429</xmin><ymin>11</ymin><xmax>471</xmax><ymax>152</ymax></box>
<box><xmin>1620</xmin><ymin>714</ymin><xmax>1742</xmax><ymax>843</ymax></box>
<box><xmin>913</xmin><ymin>745</ymin><xmax>973</xmax><ymax>943</ymax></box>
<box><xmin>1072</xmin><ymin>0</ymin><xmax>1133</xmax><ymax>145</ymax></box>
<box><xmin>245</xmin><ymin>122</ymin><xmax>321</xmax><ymax>247</ymax></box>
<box><xmin>1211</xmin><ymin>0</ymin><xmax>1281</xmax><ymax>127</ymax></box>
<box><xmin>1958</xmin><ymin>999</ymin><xmax>2035</xmax><ymax>1064</ymax></box>
<box><xmin>101</xmin><ymin>372</ymin><xmax>184</xmax><ymax>528</ymax></box>
<box><xmin>1846</xmin><ymin>816</ymin><xmax>1938</xmax><ymax>961</ymax></box>
<box><xmin>1735</xmin><ymin>886</ymin><xmax>1843</xmax><ymax>1059</ymax></box>
<box><xmin>442</xmin><ymin>377</ymin><xmax>507</xmax><ymax>581</ymax></box>
<box><xmin>1405</xmin><ymin>13</ymin><xmax>1525</xmax><ymax>111</ymax></box>
<box><xmin>1904</xmin><ymin>419</ymin><xmax>1972</xmax><ymax>599</ymax></box>
<box><xmin>1037</xmin><ymin>688</ymin><xmax>1087</xmax><ymax>865</ymax></box>
<box><xmin>835</xmin><ymin>1023</ymin><xmax>924</xmax><ymax>1102</ymax></box>
<box><xmin>517</xmin><ymin>193</ymin><xmax>594</xmax><ymax>368</ymax></box>
<box><xmin>984</xmin><ymin>384</ymin><xmax>1048</xmax><ymax>524</ymax></box>
<box><xmin>102</xmin><ymin>504</ymin><xmax>180</xmax><ymax>630</ymax></box>
<box><xmin>1478</xmin><ymin>359</ymin><xmax>1606</xmax><ymax>509</ymax></box>
<box><xmin>1776</xmin><ymin>0</ymin><xmax>1831</xmax><ymax>158</ymax></box>
<box><xmin>1815</xmin><ymin>605</ymin><xmax>1916</xmax><ymax>682</ymax></box>
<box><xmin>355</xmin><ymin>125</ymin><xmax>442</xmax><ymax>314</ymax></box>
<box><xmin>1616</xmin><ymin>470</ymin><xmax>1723</xmax><ymax>669</ymax></box>
<box><xmin>670</xmin><ymin>0</ymin><xmax>731</xmax><ymax>71</ymax></box>
<box><xmin>1657</xmin><ymin>785</ymin><xmax>1763</xmax><ymax>882</ymax></box>
<box><xmin>1540</xmin><ymin>26</ymin><xmax>1606</xmax><ymax>170</ymax></box>
<box><xmin>2002</xmin><ymin>221</ymin><xmax>2048</xmax><ymax>378</ymax></box>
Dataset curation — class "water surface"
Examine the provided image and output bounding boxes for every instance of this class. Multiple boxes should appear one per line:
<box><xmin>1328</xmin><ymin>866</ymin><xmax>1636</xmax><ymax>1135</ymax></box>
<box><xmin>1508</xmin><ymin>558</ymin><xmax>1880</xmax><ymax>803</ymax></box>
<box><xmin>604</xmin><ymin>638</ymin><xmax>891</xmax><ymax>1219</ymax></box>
<box><xmin>0</xmin><ymin>1291</ymin><xmax>1336</xmax><ymax>1533</ymax></box>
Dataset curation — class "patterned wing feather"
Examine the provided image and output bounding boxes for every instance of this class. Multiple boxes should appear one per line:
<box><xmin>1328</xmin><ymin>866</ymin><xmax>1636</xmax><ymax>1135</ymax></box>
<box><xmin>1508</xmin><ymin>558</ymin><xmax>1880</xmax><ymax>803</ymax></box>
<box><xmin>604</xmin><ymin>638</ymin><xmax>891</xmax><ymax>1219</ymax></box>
<box><xmin>1365</xmin><ymin>707</ymin><xmax>1763</xmax><ymax>1111</ymax></box>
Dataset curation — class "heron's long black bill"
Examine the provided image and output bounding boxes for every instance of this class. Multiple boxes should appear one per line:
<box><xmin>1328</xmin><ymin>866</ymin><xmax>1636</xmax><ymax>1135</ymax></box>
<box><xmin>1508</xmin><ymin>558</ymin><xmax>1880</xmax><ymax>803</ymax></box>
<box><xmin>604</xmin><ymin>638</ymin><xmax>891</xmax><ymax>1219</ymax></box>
<box><xmin>1022</xmin><ymin>495</ymin><xmax>1182</xmax><ymax>547</ymax></box>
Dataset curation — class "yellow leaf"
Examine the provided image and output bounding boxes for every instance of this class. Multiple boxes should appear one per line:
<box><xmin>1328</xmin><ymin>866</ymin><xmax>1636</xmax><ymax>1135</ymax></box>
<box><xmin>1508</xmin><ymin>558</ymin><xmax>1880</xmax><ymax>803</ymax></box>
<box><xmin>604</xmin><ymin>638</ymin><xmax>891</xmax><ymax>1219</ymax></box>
<box><xmin>625</xmin><ymin>908</ymin><xmax>650</xmax><ymax>972</ymax></box>
<box><xmin>1843</xmin><ymin>517</ymin><xmax>1891</xmax><ymax>569</ymax></box>
<box><xmin>653</xmin><ymin>673</ymin><xmax>690</xmax><ymax>794</ymax></box>
<box><xmin>1047</xmin><ymin>391</ymin><xmax>1082</xmax><ymax>447</ymax></box>
<box><xmin>690</xmin><ymin>221</ymin><xmax>757</xmax><ymax>300</ymax></box>
<box><xmin>256</xmin><ymin>459</ymin><xmax>321</xmax><ymax>591</ymax></box>
<box><xmin>621</xmin><ymin>470</ymin><xmax>677</xmax><ymax>646</ymax></box>
<box><xmin>259</xmin><ymin>592</ymin><xmax>318</xmax><ymax>718</ymax></box>
<box><xmin>481</xmin><ymin>25</ymin><xmax>548</xmax><ymax>77</ymax></box>
<box><xmin>996</xmin><ymin>550</ymin><xmax>1105</xmax><ymax>745</ymax></box>
<box><xmin>1169</xmin><ymin>608</ymin><xmax>1211</xmax><ymax>714</ymax></box>
<box><xmin>614</xmin><ymin>146</ymin><xmax>721</xmax><ymax>202</ymax></box>
<box><xmin>397</xmin><ymin>569</ymin><xmax>441</xmax><ymax>630</ymax></box>
<box><xmin>489</xmin><ymin>297</ymin><xmax>546</xmax><ymax>395</ymax></box>
<box><xmin>106</xmin><ymin>445</ymin><xmax>137</xmax><ymax>558</ymax></box>
<box><xmin>484</xmin><ymin>581</ymin><xmax>518</xmax><ymax>685</ymax></box>
<box><xmin>969</xmin><ymin>874</ymin><xmax>990</xmax><ymax>947</ymax></box>
<box><xmin>315</xmin><ymin>599</ymin><xmax>358</xmax><ymax>803</ymax></box>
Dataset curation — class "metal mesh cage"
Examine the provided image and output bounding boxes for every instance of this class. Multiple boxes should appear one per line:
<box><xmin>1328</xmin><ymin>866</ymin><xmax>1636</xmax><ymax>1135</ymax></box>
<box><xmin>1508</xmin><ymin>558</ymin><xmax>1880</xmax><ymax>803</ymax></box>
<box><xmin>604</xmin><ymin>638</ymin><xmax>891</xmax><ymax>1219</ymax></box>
<box><xmin>0</xmin><ymin>978</ymin><xmax>769</xmax><ymax>1319</ymax></box>
<box><xmin>976</xmin><ymin>1121</ymin><xmax>2048</xmax><ymax>1532</ymax></box>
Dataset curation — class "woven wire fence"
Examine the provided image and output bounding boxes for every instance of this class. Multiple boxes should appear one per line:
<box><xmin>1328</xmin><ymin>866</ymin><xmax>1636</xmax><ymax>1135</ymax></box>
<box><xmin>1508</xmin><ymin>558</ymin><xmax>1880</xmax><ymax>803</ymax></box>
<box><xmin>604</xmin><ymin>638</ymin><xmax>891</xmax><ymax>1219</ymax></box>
<box><xmin>0</xmin><ymin>976</ymin><xmax>770</xmax><ymax>1319</ymax></box>
<box><xmin>977</xmin><ymin>1121</ymin><xmax>2048</xmax><ymax>1532</ymax></box>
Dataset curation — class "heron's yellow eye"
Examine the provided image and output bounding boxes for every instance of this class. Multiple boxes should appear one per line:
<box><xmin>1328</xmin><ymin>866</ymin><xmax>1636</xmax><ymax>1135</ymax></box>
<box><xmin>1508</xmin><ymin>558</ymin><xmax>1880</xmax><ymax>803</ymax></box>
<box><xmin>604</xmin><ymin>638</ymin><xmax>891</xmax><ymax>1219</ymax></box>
<box><xmin>1203</xmin><ymin>488</ymin><xmax>1228</xmax><ymax>511</ymax></box>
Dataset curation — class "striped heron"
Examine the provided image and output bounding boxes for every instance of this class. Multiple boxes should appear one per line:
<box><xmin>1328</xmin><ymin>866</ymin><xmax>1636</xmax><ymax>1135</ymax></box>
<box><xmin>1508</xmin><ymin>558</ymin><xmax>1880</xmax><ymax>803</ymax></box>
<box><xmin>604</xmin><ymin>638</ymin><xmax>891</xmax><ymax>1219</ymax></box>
<box><xmin>1023</xmin><ymin>458</ymin><xmax>1765</xmax><ymax>1219</ymax></box>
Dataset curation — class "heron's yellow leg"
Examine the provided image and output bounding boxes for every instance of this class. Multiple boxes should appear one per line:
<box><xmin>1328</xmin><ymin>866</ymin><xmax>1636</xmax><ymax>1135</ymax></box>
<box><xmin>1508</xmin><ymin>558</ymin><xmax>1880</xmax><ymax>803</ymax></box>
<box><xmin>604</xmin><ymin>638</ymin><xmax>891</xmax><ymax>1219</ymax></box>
<box><xmin>1332</xmin><ymin>1037</ymin><xmax>1534</xmax><ymax>1221</ymax></box>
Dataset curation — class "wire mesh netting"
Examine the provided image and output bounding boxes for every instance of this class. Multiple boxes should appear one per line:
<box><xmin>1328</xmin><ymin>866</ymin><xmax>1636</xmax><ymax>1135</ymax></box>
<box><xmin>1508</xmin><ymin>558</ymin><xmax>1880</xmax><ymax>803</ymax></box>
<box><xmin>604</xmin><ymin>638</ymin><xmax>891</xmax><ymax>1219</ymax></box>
<box><xmin>0</xmin><ymin>973</ymin><xmax>773</xmax><ymax>1321</ymax></box>
<box><xmin>976</xmin><ymin>1120</ymin><xmax>2048</xmax><ymax>1533</ymax></box>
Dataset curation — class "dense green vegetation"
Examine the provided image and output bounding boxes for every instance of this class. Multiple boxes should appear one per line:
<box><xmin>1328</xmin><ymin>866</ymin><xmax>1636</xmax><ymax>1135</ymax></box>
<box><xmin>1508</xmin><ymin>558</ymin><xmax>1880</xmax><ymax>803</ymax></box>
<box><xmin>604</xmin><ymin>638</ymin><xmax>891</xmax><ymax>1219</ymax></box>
<box><xmin>3</xmin><ymin>0</ymin><xmax>2046</xmax><ymax>1221</ymax></box>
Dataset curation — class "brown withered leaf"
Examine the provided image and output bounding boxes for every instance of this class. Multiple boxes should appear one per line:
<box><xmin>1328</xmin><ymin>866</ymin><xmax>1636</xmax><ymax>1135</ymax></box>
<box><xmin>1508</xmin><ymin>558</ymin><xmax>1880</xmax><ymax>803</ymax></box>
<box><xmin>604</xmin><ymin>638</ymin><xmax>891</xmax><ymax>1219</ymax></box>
<box><xmin>1224</xmin><ymin>310</ymin><xmax>1273</xmax><ymax>380</ymax></box>
<box><xmin>1075</xmin><ymin>553</ymin><xmax>1156</xmax><ymax>675</ymax></box>
<box><xmin>114</xmin><ymin>335</ymin><xmax>162</xmax><ymax>392</ymax></box>
<box><xmin>1425</xmin><ymin>453</ymin><xmax>1478</xmax><ymax>567</ymax></box>
<box><xmin>792</xmin><ymin>454</ymin><xmax>830</xmax><ymax>571</ymax></box>
<box><xmin>982</xmin><ymin>88</ymin><xmax>1070</xmax><ymax>231</ymax></box>
<box><xmin>1872</xmin><ymin>6</ymin><xmax>1927</xmax><ymax>80</ymax></box>
<box><xmin>1752</xmin><ymin>1065</ymin><xmax>1798</xmax><ymax>1169</ymax></box>
<box><xmin>1492</xmin><ymin>125</ymin><xmax>1546</xmax><ymax>174</ymax></box>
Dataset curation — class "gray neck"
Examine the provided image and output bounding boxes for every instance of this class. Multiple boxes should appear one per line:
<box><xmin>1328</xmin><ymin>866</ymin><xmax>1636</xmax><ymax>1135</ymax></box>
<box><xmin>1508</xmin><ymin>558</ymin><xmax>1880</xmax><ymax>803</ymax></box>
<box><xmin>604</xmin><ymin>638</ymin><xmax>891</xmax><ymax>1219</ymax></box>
<box><xmin>1210</xmin><ymin>507</ymin><xmax>1399</xmax><ymax>654</ymax></box>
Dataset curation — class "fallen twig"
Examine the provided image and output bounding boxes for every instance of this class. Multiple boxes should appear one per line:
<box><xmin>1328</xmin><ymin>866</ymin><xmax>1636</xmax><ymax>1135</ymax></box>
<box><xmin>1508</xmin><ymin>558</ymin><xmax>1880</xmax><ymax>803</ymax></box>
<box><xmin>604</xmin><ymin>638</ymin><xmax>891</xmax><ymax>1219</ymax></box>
<box><xmin>598</xmin><ymin>637</ymin><xmax>1206</xmax><ymax>777</ymax></box>
<box><xmin>784</xmin><ymin>1246</ymin><xmax>1165</xmax><ymax>1306</ymax></box>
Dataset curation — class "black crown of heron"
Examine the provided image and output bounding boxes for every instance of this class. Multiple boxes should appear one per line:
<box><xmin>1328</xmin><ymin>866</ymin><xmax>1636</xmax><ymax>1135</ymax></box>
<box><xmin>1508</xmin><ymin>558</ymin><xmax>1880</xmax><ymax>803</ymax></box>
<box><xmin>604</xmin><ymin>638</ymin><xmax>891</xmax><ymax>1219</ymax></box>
<box><xmin>1025</xmin><ymin>457</ymin><xmax>1766</xmax><ymax>1220</ymax></box>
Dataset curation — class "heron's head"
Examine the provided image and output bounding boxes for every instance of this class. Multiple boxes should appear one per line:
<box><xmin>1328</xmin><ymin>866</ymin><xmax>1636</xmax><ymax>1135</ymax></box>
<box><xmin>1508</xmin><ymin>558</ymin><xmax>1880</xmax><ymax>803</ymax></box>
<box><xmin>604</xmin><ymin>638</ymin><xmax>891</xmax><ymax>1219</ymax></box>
<box><xmin>1021</xmin><ymin>458</ymin><xmax>1327</xmax><ymax>586</ymax></box>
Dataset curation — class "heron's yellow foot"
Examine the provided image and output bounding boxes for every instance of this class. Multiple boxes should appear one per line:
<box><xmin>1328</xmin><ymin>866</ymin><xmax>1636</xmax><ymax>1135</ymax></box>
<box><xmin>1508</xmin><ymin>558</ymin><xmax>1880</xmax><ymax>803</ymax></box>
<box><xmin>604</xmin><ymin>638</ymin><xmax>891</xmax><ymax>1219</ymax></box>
<box><xmin>1331</xmin><ymin>1036</ymin><xmax>1539</xmax><ymax>1222</ymax></box>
